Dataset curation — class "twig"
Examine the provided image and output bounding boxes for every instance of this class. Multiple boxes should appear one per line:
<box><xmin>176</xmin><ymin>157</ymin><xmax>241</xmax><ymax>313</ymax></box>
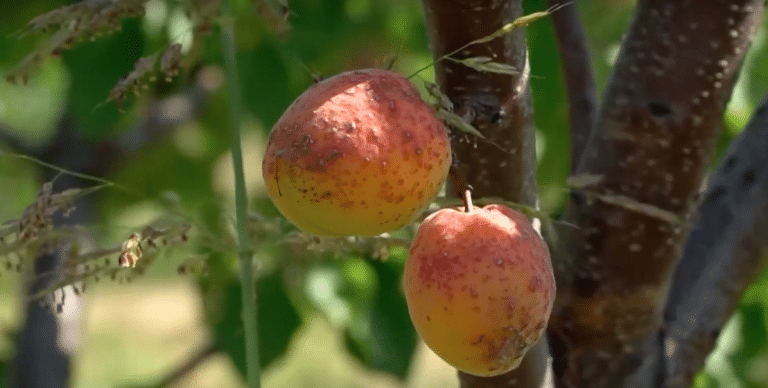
<box><xmin>545</xmin><ymin>0</ymin><xmax>597</xmax><ymax>172</ymax></box>
<box><xmin>136</xmin><ymin>343</ymin><xmax>218</xmax><ymax>388</ymax></box>
<box><xmin>0</xmin><ymin>152</ymin><xmax>128</xmax><ymax>192</ymax></box>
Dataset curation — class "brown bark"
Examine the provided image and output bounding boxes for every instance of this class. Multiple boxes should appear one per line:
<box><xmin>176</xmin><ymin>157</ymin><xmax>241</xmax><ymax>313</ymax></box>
<box><xmin>549</xmin><ymin>1</ymin><xmax>765</xmax><ymax>387</ymax></box>
<box><xmin>661</xmin><ymin>93</ymin><xmax>768</xmax><ymax>388</ymax></box>
<box><xmin>422</xmin><ymin>0</ymin><xmax>537</xmax><ymax>205</ymax></box>
<box><xmin>421</xmin><ymin>0</ymin><xmax>544</xmax><ymax>386</ymax></box>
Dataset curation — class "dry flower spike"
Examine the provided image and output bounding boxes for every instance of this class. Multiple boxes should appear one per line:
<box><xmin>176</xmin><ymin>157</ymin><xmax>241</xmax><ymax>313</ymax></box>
<box><xmin>8</xmin><ymin>0</ymin><xmax>146</xmax><ymax>84</ymax></box>
<box><xmin>1</xmin><ymin>179</ymin><xmax>196</xmax><ymax>311</ymax></box>
<box><xmin>108</xmin><ymin>43</ymin><xmax>185</xmax><ymax>110</ymax></box>
<box><xmin>35</xmin><ymin>220</ymin><xmax>193</xmax><ymax>311</ymax></box>
<box><xmin>118</xmin><ymin>232</ymin><xmax>142</xmax><ymax>267</ymax></box>
<box><xmin>18</xmin><ymin>182</ymin><xmax>77</xmax><ymax>242</ymax></box>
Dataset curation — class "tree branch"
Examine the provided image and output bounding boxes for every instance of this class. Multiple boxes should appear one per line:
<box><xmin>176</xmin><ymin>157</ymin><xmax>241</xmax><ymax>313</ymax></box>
<box><xmin>545</xmin><ymin>0</ymin><xmax>597</xmax><ymax>172</ymax></box>
<box><xmin>421</xmin><ymin>0</ymin><xmax>545</xmax><ymax>386</ymax></box>
<box><xmin>660</xmin><ymin>93</ymin><xmax>768</xmax><ymax>388</ymax></box>
<box><xmin>126</xmin><ymin>343</ymin><xmax>218</xmax><ymax>388</ymax></box>
<box><xmin>549</xmin><ymin>1</ymin><xmax>765</xmax><ymax>387</ymax></box>
<box><xmin>422</xmin><ymin>0</ymin><xmax>538</xmax><ymax>205</ymax></box>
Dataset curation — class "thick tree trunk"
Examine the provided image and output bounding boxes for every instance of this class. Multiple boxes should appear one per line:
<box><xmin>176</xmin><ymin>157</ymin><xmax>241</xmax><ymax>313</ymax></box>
<box><xmin>8</xmin><ymin>116</ymin><xmax>96</xmax><ymax>388</ymax></box>
<box><xmin>549</xmin><ymin>1</ymin><xmax>765</xmax><ymax>387</ymax></box>
<box><xmin>660</xmin><ymin>92</ymin><xmax>768</xmax><ymax>388</ymax></box>
<box><xmin>421</xmin><ymin>0</ymin><xmax>545</xmax><ymax>387</ymax></box>
<box><xmin>11</xmin><ymin>251</ymin><xmax>76</xmax><ymax>388</ymax></box>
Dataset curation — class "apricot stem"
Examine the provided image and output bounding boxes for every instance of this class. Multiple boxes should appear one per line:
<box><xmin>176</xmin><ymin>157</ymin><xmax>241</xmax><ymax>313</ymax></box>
<box><xmin>463</xmin><ymin>189</ymin><xmax>474</xmax><ymax>212</ymax></box>
<box><xmin>449</xmin><ymin>156</ymin><xmax>474</xmax><ymax>212</ymax></box>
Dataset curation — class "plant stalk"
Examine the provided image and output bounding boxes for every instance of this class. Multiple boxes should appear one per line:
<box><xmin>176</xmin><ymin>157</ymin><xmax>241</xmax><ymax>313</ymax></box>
<box><xmin>221</xmin><ymin>1</ymin><xmax>261</xmax><ymax>387</ymax></box>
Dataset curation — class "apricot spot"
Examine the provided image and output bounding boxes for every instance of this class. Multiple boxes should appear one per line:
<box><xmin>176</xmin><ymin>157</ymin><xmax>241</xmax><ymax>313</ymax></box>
<box><xmin>262</xmin><ymin>69</ymin><xmax>451</xmax><ymax>236</ymax></box>
<box><xmin>403</xmin><ymin>205</ymin><xmax>555</xmax><ymax>377</ymax></box>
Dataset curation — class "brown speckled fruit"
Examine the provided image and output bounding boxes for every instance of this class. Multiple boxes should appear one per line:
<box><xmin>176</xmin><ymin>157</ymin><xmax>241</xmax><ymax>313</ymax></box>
<box><xmin>403</xmin><ymin>204</ymin><xmax>555</xmax><ymax>377</ymax></box>
<box><xmin>262</xmin><ymin>69</ymin><xmax>451</xmax><ymax>236</ymax></box>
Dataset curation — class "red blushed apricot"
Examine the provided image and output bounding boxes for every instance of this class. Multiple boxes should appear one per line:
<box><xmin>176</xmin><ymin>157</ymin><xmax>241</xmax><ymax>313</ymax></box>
<box><xmin>403</xmin><ymin>204</ymin><xmax>555</xmax><ymax>376</ymax></box>
<box><xmin>262</xmin><ymin>69</ymin><xmax>451</xmax><ymax>236</ymax></box>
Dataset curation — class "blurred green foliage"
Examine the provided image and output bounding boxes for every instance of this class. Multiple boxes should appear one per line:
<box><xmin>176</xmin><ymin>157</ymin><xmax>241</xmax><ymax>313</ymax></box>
<box><xmin>0</xmin><ymin>1</ymin><xmax>767</xmax><ymax>387</ymax></box>
<box><xmin>342</xmin><ymin>258</ymin><xmax>417</xmax><ymax>379</ymax></box>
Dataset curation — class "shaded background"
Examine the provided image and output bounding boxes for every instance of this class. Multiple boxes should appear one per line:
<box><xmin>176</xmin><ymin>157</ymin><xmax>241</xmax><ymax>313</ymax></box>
<box><xmin>1</xmin><ymin>0</ymin><xmax>767</xmax><ymax>387</ymax></box>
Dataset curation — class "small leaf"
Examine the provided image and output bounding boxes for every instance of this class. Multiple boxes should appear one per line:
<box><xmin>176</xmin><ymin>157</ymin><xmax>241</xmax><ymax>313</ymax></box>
<box><xmin>582</xmin><ymin>191</ymin><xmax>683</xmax><ymax>224</ymax></box>
<box><xmin>435</xmin><ymin>108</ymin><xmax>486</xmax><ymax>140</ymax></box>
<box><xmin>567</xmin><ymin>173</ymin><xmax>605</xmax><ymax>188</ymax></box>
<box><xmin>423</xmin><ymin>82</ymin><xmax>509</xmax><ymax>152</ymax></box>
<box><xmin>448</xmin><ymin>56</ymin><xmax>520</xmax><ymax>75</ymax></box>
<box><xmin>424</xmin><ymin>81</ymin><xmax>453</xmax><ymax>111</ymax></box>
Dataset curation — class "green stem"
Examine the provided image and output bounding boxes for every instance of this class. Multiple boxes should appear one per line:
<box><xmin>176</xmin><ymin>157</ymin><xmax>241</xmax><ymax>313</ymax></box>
<box><xmin>220</xmin><ymin>2</ymin><xmax>261</xmax><ymax>388</ymax></box>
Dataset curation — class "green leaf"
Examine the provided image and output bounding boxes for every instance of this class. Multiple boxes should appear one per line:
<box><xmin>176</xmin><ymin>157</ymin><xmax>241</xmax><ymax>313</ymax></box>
<box><xmin>433</xmin><ymin>108</ymin><xmax>485</xmax><ymax>139</ymax></box>
<box><xmin>0</xmin><ymin>360</ymin><xmax>6</xmax><ymax>386</ymax></box>
<box><xmin>200</xmin><ymin>250</ymin><xmax>301</xmax><ymax>376</ymax></box>
<box><xmin>342</xmin><ymin>259</ymin><xmax>416</xmax><ymax>380</ymax></box>
<box><xmin>213</xmin><ymin>273</ymin><xmax>301</xmax><ymax>375</ymax></box>
<box><xmin>727</xmin><ymin>304</ymin><xmax>768</xmax><ymax>388</ymax></box>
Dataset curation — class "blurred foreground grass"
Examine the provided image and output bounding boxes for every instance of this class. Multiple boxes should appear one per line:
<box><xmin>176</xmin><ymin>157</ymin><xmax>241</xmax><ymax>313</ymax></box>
<box><xmin>1</xmin><ymin>276</ymin><xmax>461</xmax><ymax>388</ymax></box>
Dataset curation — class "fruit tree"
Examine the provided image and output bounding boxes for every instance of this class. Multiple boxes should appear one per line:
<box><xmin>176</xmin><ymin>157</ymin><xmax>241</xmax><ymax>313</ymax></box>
<box><xmin>1</xmin><ymin>1</ymin><xmax>767</xmax><ymax>388</ymax></box>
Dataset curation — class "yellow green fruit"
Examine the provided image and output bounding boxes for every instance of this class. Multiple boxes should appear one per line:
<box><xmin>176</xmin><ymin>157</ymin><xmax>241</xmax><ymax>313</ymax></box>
<box><xmin>262</xmin><ymin>69</ymin><xmax>451</xmax><ymax>236</ymax></box>
<box><xmin>403</xmin><ymin>204</ymin><xmax>555</xmax><ymax>376</ymax></box>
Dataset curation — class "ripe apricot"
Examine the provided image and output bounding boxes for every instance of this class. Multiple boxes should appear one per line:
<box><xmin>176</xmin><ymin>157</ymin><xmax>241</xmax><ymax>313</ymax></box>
<box><xmin>262</xmin><ymin>69</ymin><xmax>451</xmax><ymax>236</ymax></box>
<box><xmin>403</xmin><ymin>204</ymin><xmax>555</xmax><ymax>376</ymax></box>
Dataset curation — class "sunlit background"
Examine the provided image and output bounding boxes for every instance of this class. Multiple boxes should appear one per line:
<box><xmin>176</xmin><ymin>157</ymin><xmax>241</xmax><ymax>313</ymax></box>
<box><xmin>1</xmin><ymin>0</ymin><xmax>768</xmax><ymax>387</ymax></box>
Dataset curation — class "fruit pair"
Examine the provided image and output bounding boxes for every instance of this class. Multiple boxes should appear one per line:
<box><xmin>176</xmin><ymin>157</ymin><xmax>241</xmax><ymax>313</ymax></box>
<box><xmin>262</xmin><ymin>69</ymin><xmax>554</xmax><ymax>376</ymax></box>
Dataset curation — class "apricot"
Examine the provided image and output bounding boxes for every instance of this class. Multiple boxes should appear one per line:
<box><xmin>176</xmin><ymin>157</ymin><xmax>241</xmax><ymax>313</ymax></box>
<box><xmin>403</xmin><ymin>204</ymin><xmax>555</xmax><ymax>376</ymax></box>
<box><xmin>262</xmin><ymin>69</ymin><xmax>451</xmax><ymax>236</ymax></box>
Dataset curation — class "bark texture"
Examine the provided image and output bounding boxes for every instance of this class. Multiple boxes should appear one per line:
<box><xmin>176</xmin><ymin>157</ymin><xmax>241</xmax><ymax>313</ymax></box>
<box><xmin>421</xmin><ymin>0</ymin><xmax>544</xmax><ymax>386</ymax></box>
<box><xmin>422</xmin><ymin>0</ymin><xmax>537</xmax><ymax>205</ymax></box>
<box><xmin>661</xmin><ymin>93</ymin><xmax>768</xmax><ymax>388</ymax></box>
<box><xmin>549</xmin><ymin>1</ymin><xmax>765</xmax><ymax>387</ymax></box>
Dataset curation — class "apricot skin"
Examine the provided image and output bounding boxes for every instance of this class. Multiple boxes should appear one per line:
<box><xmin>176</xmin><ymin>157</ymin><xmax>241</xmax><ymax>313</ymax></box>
<box><xmin>403</xmin><ymin>204</ymin><xmax>555</xmax><ymax>377</ymax></box>
<box><xmin>262</xmin><ymin>69</ymin><xmax>451</xmax><ymax>236</ymax></box>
